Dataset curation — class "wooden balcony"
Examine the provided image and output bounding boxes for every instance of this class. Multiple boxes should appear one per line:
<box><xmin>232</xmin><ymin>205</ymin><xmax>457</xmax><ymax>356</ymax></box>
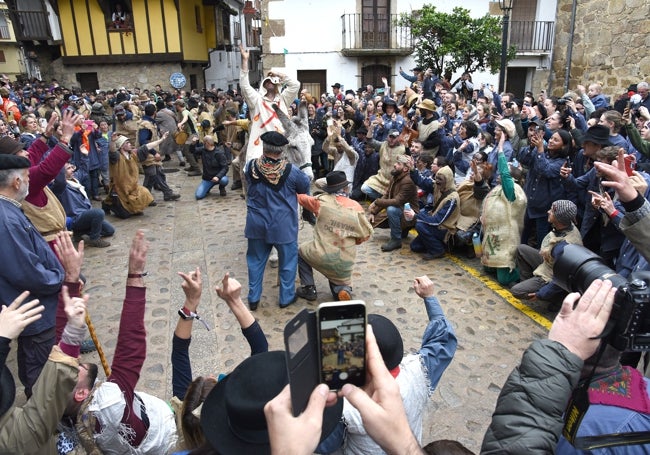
<box><xmin>7</xmin><ymin>9</ymin><xmax>52</xmax><ymax>41</ymax></box>
<box><xmin>341</xmin><ymin>13</ymin><xmax>413</xmax><ymax>57</ymax></box>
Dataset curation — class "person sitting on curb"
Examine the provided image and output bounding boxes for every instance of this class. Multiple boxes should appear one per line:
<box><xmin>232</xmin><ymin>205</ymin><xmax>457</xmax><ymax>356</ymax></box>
<box><xmin>317</xmin><ymin>274</ymin><xmax>457</xmax><ymax>454</ymax></box>
<box><xmin>52</xmin><ymin>161</ymin><xmax>115</xmax><ymax>248</ymax></box>
<box><xmin>510</xmin><ymin>200</ymin><xmax>583</xmax><ymax>311</ymax></box>
<box><xmin>295</xmin><ymin>171</ymin><xmax>373</xmax><ymax>302</ymax></box>
<box><xmin>194</xmin><ymin>135</ymin><xmax>230</xmax><ymax>199</ymax></box>
<box><xmin>406</xmin><ymin>165</ymin><xmax>460</xmax><ymax>260</ymax></box>
<box><xmin>368</xmin><ymin>154</ymin><xmax>419</xmax><ymax>252</ymax></box>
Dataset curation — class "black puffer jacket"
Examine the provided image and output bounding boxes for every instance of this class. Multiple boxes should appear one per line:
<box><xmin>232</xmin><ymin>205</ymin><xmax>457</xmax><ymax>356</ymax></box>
<box><xmin>480</xmin><ymin>339</ymin><xmax>583</xmax><ymax>454</ymax></box>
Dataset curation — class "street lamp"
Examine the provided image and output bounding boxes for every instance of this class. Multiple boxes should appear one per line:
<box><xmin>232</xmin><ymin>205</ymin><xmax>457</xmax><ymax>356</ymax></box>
<box><xmin>498</xmin><ymin>0</ymin><xmax>514</xmax><ymax>93</ymax></box>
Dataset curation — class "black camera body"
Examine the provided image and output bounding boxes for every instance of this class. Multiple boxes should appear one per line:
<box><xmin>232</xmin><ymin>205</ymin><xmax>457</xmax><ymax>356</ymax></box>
<box><xmin>555</xmin><ymin>244</ymin><xmax>650</xmax><ymax>351</ymax></box>
<box><xmin>557</xmin><ymin>97</ymin><xmax>569</xmax><ymax>106</ymax></box>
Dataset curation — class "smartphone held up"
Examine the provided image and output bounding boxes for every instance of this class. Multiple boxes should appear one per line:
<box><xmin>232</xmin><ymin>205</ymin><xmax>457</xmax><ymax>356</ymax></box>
<box><xmin>283</xmin><ymin>301</ymin><xmax>367</xmax><ymax>417</ymax></box>
<box><xmin>318</xmin><ymin>301</ymin><xmax>367</xmax><ymax>390</ymax></box>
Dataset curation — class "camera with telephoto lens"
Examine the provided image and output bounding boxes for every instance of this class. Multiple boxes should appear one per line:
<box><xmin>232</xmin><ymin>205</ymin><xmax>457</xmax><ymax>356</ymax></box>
<box><xmin>556</xmin><ymin>97</ymin><xmax>570</xmax><ymax>106</ymax></box>
<box><xmin>554</xmin><ymin>244</ymin><xmax>650</xmax><ymax>352</ymax></box>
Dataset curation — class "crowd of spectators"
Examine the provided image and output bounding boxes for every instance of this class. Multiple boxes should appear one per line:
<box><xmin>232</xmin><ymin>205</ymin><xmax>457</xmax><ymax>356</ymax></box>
<box><xmin>1</xmin><ymin>65</ymin><xmax>650</xmax><ymax>454</ymax></box>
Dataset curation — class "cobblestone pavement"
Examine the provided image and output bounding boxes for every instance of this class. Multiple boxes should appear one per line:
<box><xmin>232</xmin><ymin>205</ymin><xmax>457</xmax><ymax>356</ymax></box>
<box><xmin>11</xmin><ymin>163</ymin><xmax>554</xmax><ymax>453</ymax></box>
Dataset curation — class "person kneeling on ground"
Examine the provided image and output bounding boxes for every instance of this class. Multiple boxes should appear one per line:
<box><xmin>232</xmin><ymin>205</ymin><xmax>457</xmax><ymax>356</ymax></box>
<box><xmin>102</xmin><ymin>135</ymin><xmax>155</xmax><ymax>218</ymax></box>
<box><xmin>194</xmin><ymin>135</ymin><xmax>230</xmax><ymax>199</ymax></box>
<box><xmin>295</xmin><ymin>171</ymin><xmax>373</xmax><ymax>302</ymax></box>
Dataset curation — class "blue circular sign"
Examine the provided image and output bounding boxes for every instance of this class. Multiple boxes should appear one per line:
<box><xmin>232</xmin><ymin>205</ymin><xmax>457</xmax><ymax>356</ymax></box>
<box><xmin>170</xmin><ymin>72</ymin><xmax>187</xmax><ymax>89</ymax></box>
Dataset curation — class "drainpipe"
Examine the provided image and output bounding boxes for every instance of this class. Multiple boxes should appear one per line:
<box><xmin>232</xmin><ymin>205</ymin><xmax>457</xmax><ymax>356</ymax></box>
<box><xmin>563</xmin><ymin>0</ymin><xmax>578</xmax><ymax>92</ymax></box>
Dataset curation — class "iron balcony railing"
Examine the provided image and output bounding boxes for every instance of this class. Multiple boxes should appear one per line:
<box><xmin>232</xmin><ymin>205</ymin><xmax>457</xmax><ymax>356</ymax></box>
<box><xmin>7</xmin><ymin>9</ymin><xmax>52</xmax><ymax>41</ymax></box>
<box><xmin>341</xmin><ymin>13</ymin><xmax>413</xmax><ymax>53</ymax></box>
<box><xmin>509</xmin><ymin>20</ymin><xmax>554</xmax><ymax>53</ymax></box>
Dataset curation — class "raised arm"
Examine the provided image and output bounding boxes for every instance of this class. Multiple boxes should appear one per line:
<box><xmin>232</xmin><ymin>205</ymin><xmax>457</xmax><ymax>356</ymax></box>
<box><xmin>171</xmin><ymin>266</ymin><xmax>203</xmax><ymax>399</ymax></box>
<box><xmin>108</xmin><ymin>230</ymin><xmax>148</xmax><ymax>395</ymax></box>
<box><xmin>216</xmin><ymin>273</ymin><xmax>268</xmax><ymax>355</ymax></box>
<box><xmin>413</xmin><ymin>276</ymin><xmax>457</xmax><ymax>392</ymax></box>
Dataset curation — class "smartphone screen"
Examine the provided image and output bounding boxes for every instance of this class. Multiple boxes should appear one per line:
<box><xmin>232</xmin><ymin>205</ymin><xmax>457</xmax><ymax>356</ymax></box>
<box><xmin>318</xmin><ymin>301</ymin><xmax>366</xmax><ymax>390</ymax></box>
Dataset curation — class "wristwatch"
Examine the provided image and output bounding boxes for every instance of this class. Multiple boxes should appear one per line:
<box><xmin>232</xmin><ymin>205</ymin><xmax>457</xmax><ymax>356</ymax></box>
<box><xmin>178</xmin><ymin>307</ymin><xmax>211</xmax><ymax>330</ymax></box>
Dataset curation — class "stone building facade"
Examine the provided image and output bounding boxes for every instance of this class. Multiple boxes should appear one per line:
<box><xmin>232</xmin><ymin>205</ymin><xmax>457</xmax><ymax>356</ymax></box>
<box><xmin>49</xmin><ymin>60</ymin><xmax>205</xmax><ymax>93</ymax></box>
<box><xmin>550</xmin><ymin>0</ymin><xmax>650</xmax><ymax>98</ymax></box>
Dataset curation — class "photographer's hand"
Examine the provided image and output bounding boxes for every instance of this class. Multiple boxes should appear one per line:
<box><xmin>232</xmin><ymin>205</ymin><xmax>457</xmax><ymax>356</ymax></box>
<box><xmin>639</xmin><ymin>106</ymin><xmax>650</xmax><ymax>121</ymax></box>
<box><xmin>549</xmin><ymin>279</ymin><xmax>615</xmax><ymax>360</ymax></box>
<box><xmin>622</xmin><ymin>107</ymin><xmax>632</xmax><ymax>125</ymax></box>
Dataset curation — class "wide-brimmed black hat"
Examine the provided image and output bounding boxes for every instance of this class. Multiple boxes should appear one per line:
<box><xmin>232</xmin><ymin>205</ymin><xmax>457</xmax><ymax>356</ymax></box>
<box><xmin>368</xmin><ymin>314</ymin><xmax>403</xmax><ymax>370</ymax></box>
<box><xmin>200</xmin><ymin>351</ymin><xmax>343</xmax><ymax>454</ymax></box>
<box><xmin>323</xmin><ymin>171</ymin><xmax>350</xmax><ymax>193</ymax></box>
<box><xmin>582</xmin><ymin>125</ymin><xmax>611</xmax><ymax>146</ymax></box>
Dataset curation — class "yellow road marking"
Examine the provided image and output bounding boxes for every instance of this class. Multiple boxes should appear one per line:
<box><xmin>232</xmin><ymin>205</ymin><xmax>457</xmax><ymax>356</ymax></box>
<box><xmin>447</xmin><ymin>254</ymin><xmax>552</xmax><ymax>330</ymax></box>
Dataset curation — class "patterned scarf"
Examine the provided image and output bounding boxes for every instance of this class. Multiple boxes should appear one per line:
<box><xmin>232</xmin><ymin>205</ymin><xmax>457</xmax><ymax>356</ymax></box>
<box><xmin>251</xmin><ymin>155</ymin><xmax>288</xmax><ymax>187</ymax></box>
<box><xmin>588</xmin><ymin>365</ymin><xmax>650</xmax><ymax>413</ymax></box>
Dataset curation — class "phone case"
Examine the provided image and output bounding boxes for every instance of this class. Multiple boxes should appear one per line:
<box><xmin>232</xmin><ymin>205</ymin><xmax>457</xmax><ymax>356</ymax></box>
<box><xmin>284</xmin><ymin>308</ymin><xmax>319</xmax><ymax>417</ymax></box>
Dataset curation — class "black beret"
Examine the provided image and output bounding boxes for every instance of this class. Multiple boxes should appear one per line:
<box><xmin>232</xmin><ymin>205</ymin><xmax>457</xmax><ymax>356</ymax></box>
<box><xmin>0</xmin><ymin>154</ymin><xmax>30</xmax><ymax>170</ymax></box>
<box><xmin>0</xmin><ymin>137</ymin><xmax>26</xmax><ymax>156</ymax></box>
<box><xmin>260</xmin><ymin>131</ymin><xmax>289</xmax><ymax>147</ymax></box>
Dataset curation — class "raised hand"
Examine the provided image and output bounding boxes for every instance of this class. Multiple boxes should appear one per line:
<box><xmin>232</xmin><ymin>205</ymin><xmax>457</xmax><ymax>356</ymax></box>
<box><xmin>179</xmin><ymin>267</ymin><xmax>202</xmax><ymax>312</ymax></box>
<box><xmin>128</xmin><ymin>230</ymin><xmax>148</xmax><ymax>277</ymax></box>
<box><xmin>61</xmin><ymin>285</ymin><xmax>88</xmax><ymax>329</ymax></box>
<box><xmin>215</xmin><ymin>272</ymin><xmax>242</xmax><ymax>303</ymax></box>
<box><xmin>413</xmin><ymin>275</ymin><xmax>434</xmax><ymax>298</ymax></box>
<box><xmin>559</xmin><ymin>160</ymin><xmax>572</xmax><ymax>179</ymax></box>
<box><xmin>54</xmin><ymin>231</ymin><xmax>84</xmax><ymax>283</ymax></box>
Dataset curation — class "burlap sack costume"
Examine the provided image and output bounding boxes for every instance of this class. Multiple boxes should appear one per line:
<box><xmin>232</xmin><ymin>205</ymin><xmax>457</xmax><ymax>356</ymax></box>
<box><xmin>299</xmin><ymin>193</ymin><xmax>373</xmax><ymax>285</ymax></box>
<box><xmin>480</xmin><ymin>183</ymin><xmax>527</xmax><ymax>270</ymax></box>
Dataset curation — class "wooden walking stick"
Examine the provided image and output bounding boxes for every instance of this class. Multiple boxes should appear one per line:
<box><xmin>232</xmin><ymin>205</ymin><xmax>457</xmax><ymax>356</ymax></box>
<box><xmin>85</xmin><ymin>311</ymin><xmax>111</xmax><ymax>377</ymax></box>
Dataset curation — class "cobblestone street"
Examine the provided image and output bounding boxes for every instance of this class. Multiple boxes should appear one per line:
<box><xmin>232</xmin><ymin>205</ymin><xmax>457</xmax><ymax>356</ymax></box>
<box><xmin>11</xmin><ymin>163</ymin><xmax>554</xmax><ymax>453</ymax></box>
